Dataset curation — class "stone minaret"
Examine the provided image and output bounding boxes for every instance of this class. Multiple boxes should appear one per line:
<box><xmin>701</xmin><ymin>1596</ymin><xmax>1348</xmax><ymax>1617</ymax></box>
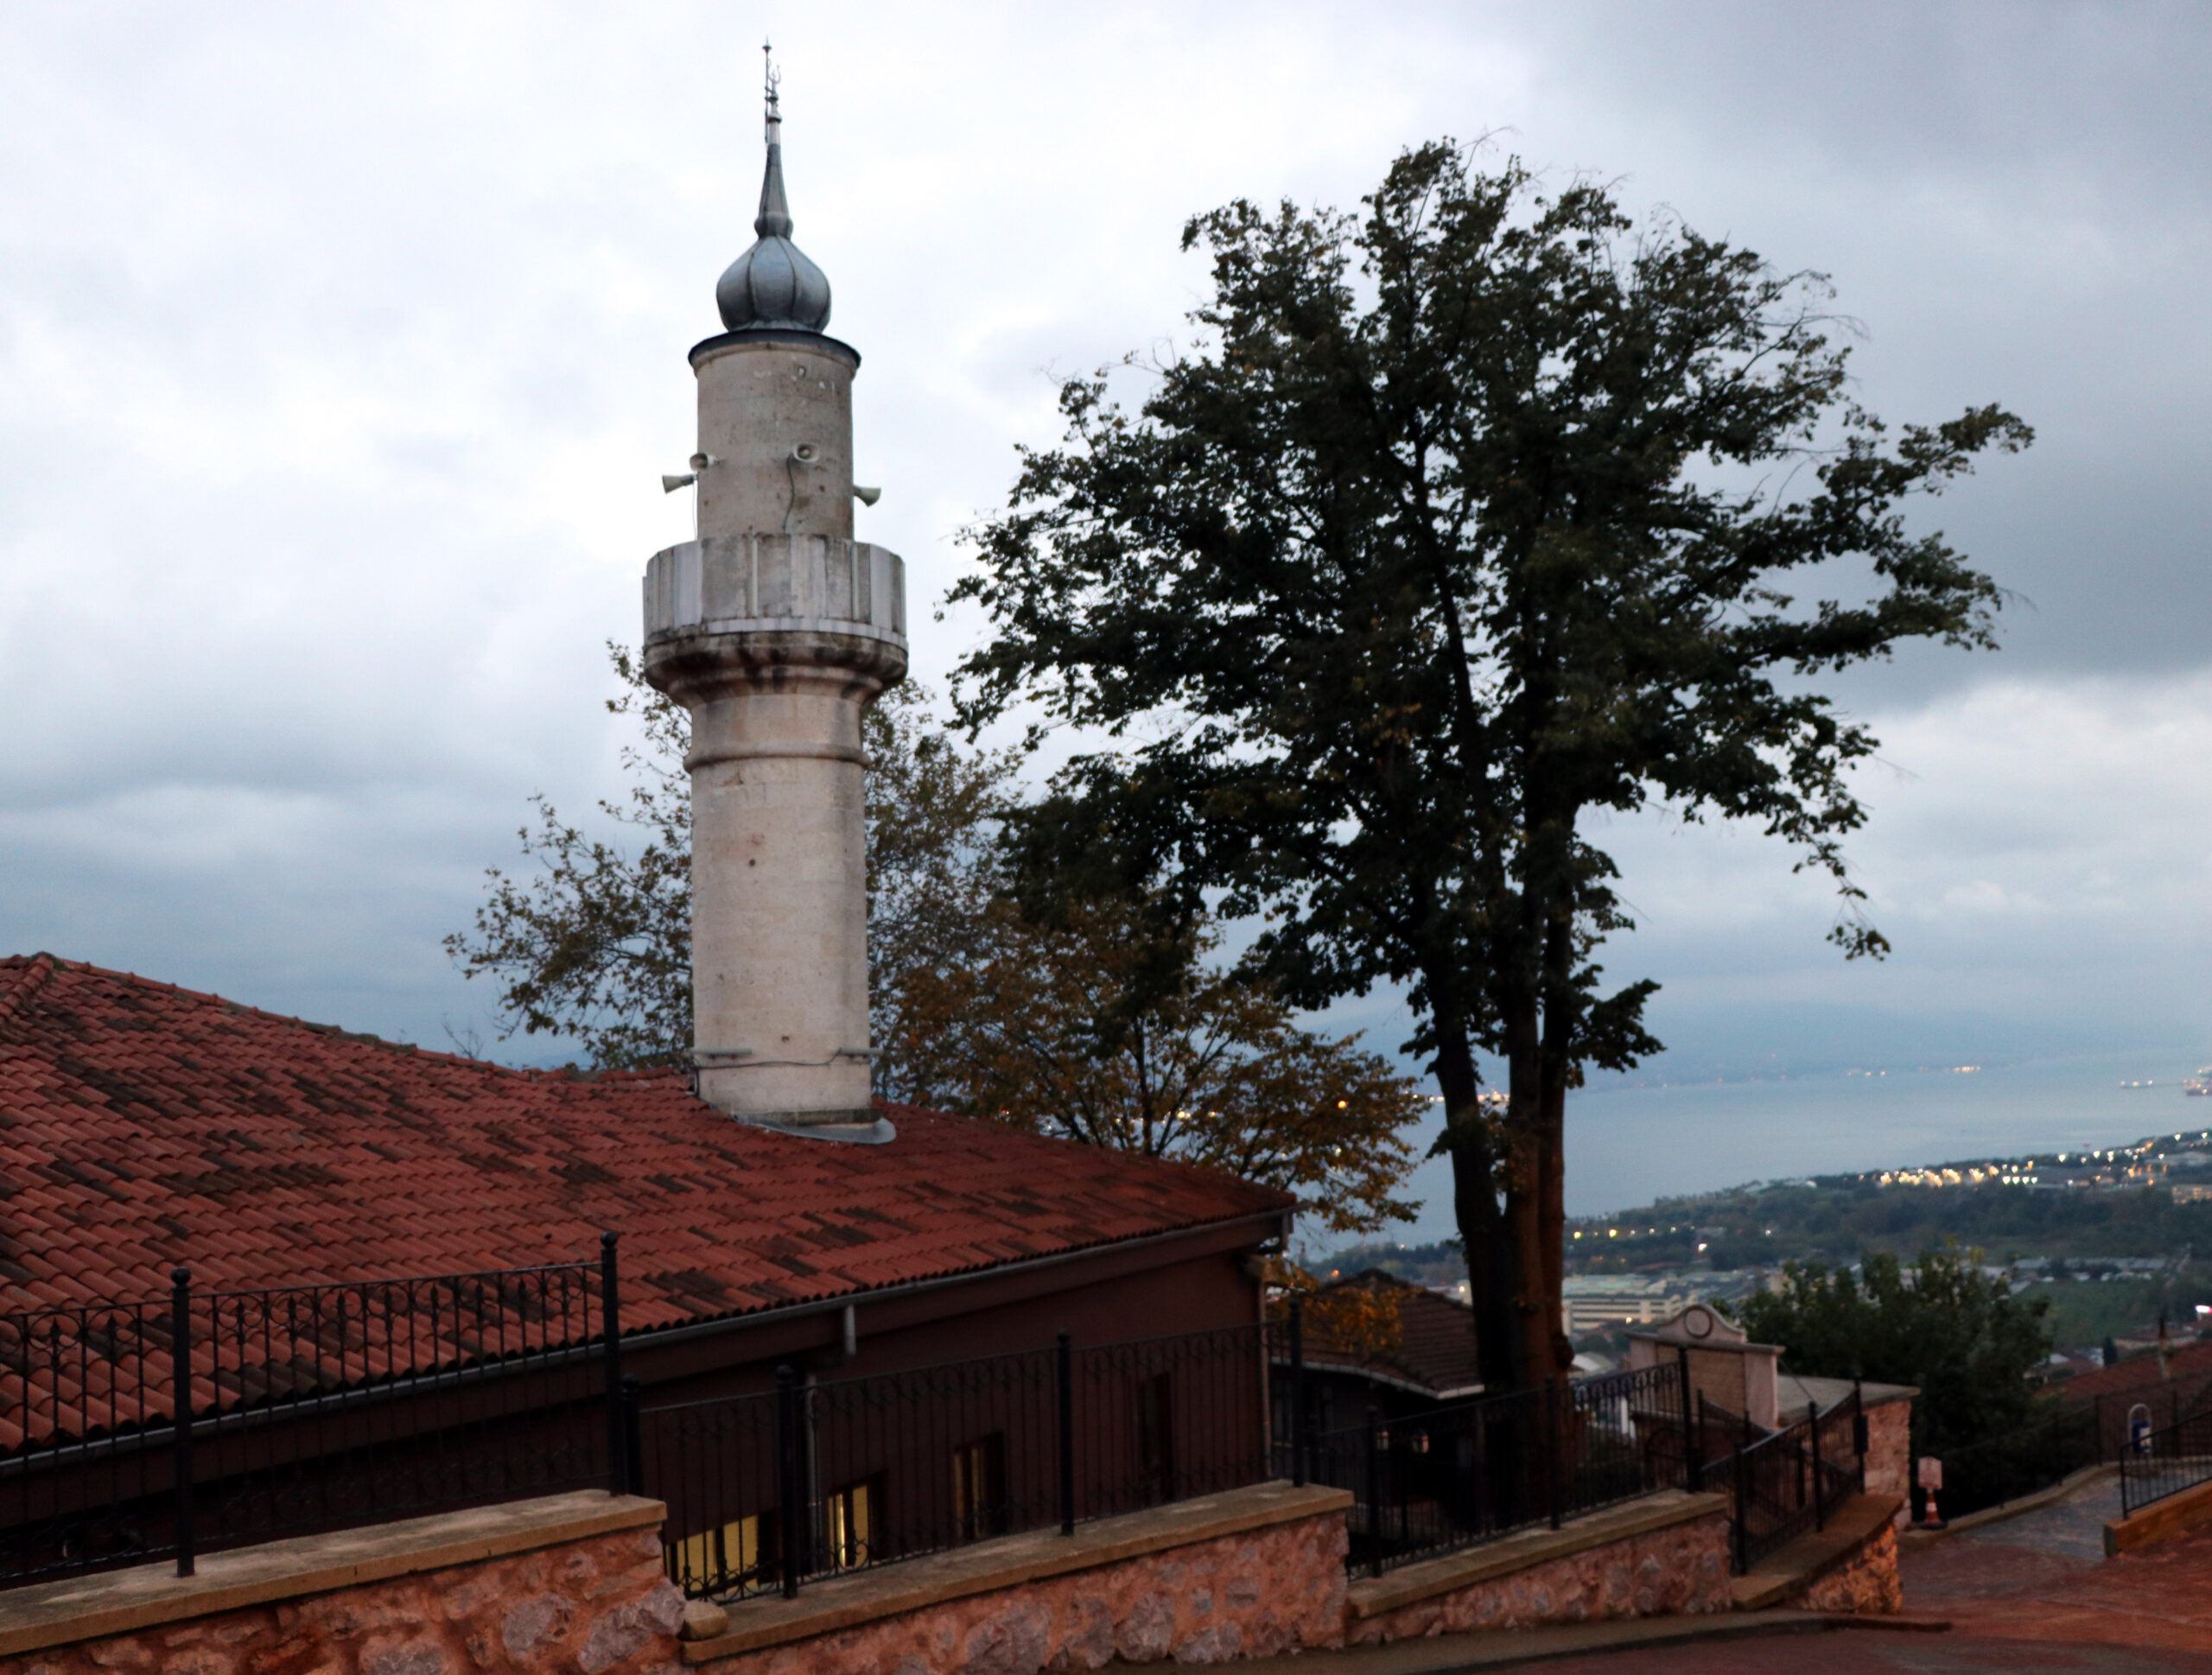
<box><xmin>643</xmin><ymin>60</ymin><xmax>906</xmax><ymax>1142</ymax></box>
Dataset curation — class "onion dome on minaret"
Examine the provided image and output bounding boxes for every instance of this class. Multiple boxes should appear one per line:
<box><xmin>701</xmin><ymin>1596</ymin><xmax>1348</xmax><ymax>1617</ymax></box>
<box><xmin>715</xmin><ymin>48</ymin><xmax>832</xmax><ymax>334</ymax></box>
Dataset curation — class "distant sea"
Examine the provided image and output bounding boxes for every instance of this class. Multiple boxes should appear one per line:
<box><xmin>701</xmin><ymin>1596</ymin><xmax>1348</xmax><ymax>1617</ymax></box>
<box><xmin>1367</xmin><ymin>1049</ymin><xmax>2212</xmax><ymax>1247</ymax></box>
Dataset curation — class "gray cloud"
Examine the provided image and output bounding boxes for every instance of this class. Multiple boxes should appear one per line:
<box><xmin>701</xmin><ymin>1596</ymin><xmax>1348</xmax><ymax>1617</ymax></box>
<box><xmin>2</xmin><ymin>1</ymin><xmax>2207</xmax><ymax>1125</ymax></box>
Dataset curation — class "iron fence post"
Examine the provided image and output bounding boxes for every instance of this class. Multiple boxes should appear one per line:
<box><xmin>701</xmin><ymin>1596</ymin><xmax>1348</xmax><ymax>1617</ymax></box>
<box><xmin>170</xmin><ymin>1266</ymin><xmax>195</xmax><ymax>1578</ymax></box>
<box><xmin>600</xmin><ymin>1233</ymin><xmax>625</xmax><ymax>1495</ymax></box>
<box><xmin>1287</xmin><ymin>1297</ymin><xmax>1307</xmax><ymax>1489</ymax></box>
<box><xmin>1543</xmin><ymin>1379</ymin><xmax>1563</xmax><ymax>1531</ymax></box>
<box><xmin>1057</xmin><ymin>1330</ymin><xmax>1076</xmax><ymax>1537</ymax></box>
<box><xmin>1730</xmin><ymin>1441</ymin><xmax>1747</xmax><ymax>1575</ymax></box>
<box><xmin>776</xmin><ymin>1365</ymin><xmax>803</xmax><ymax>1600</ymax></box>
<box><xmin>1676</xmin><ymin>1347</ymin><xmax>1700</xmax><ymax>1492</ymax></box>
<box><xmin>1698</xmin><ymin>1391</ymin><xmax>1713</xmax><ymax>1499</ymax></box>
<box><xmin>1365</xmin><ymin>1404</ymin><xmax>1386</xmax><ymax>1578</ymax></box>
<box><xmin>620</xmin><ymin>1376</ymin><xmax>646</xmax><ymax>1498</ymax></box>
<box><xmin>1808</xmin><ymin>1401</ymin><xmax>1824</xmax><ymax>1531</ymax></box>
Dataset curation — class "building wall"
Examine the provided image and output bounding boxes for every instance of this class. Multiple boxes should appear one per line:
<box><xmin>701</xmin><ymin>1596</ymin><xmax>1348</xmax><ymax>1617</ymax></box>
<box><xmin>0</xmin><ymin>1235</ymin><xmax>1273</xmax><ymax>1582</ymax></box>
<box><xmin>639</xmin><ymin>1246</ymin><xmax>1268</xmax><ymax>1577</ymax></box>
<box><xmin>641</xmin><ymin>1244</ymin><xmax>1262</xmax><ymax>1400</ymax></box>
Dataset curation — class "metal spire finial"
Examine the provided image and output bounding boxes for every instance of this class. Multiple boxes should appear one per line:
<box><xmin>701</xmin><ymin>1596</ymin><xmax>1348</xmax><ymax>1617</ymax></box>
<box><xmin>713</xmin><ymin>42</ymin><xmax>830</xmax><ymax>333</ymax></box>
<box><xmin>753</xmin><ymin>41</ymin><xmax>793</xmax><ymax>241</ymax></box>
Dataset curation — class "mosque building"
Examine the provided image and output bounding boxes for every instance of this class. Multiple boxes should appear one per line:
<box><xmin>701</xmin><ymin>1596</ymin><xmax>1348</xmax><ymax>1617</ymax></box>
<box><xmin>0</xmin><ymin>68</ymin><xmax>1283</xmax><ymax>1508</ymax></box>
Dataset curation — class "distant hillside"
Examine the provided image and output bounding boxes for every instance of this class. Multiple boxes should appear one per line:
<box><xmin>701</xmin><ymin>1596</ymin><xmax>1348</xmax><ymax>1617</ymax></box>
<box><xmin>1309</xmin><ymin>1185</ymin><xmax>2212</xmax><ymax>1354</ymax></box>
<box><xmin>1323</xmin><ymin>1128</ymin><xmax>2212</xmax><ymax>1273</ymax></box>
<box><xmin>1568</xmin><ymin>1180</ymin><xmax>2212</xmax><ymax>1270</ymax></box>
<box><xmin>1568</xmin><ymin>1126</ymin><xmax>2212</xmax><ymax>1270</ymax></box>
<box><xmin>1313</xmin><ymin>1239</ymin><xmax>1464</xmax><ymax>1291</ymax></box>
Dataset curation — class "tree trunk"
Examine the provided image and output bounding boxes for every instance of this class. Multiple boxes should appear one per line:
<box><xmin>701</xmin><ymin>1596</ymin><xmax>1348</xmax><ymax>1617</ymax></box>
<box><xmin>1530</xmin><ymin>1071</ymin><xmax>1572</xmax><ymax>1380</ymax></box>
<box><xmin>1534</xmin><ymin>917</ymin><xmax>1576</xmax><ymax>1381</ymax></box>
<box><xmin>1434</xmin><ymin>1012</ymin><xmax>1523</xmax><ymax>1394</ymax></box>
<box><xmin>1500</xmin><ymin>990</ymin><xmax>1556</xmax><ymax>1392</ymax></box>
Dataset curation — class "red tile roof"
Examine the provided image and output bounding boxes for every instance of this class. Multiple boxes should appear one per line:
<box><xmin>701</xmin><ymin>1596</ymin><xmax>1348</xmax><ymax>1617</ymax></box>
<box><xmin>0</xmin><ymin>954</ymin><xmax>1288</xmax><ymax>1331</ymax></box>
<box><xmin>1305</xmin><ymin>1270</ymin><xmax>1483</xmax><ymax>1399</ymax></box>
<box><xmin>2056</xmin><ymin>1336</ymin><xmax>2212</xmax><ymax>1404</ymax></box>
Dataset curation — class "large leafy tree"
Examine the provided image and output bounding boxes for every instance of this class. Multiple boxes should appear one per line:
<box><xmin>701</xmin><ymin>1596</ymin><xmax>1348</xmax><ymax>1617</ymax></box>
<box><xmin>950</xmin><ymin>142</ymin><xmax>2031</xmax><ymax>1392</ymax></box>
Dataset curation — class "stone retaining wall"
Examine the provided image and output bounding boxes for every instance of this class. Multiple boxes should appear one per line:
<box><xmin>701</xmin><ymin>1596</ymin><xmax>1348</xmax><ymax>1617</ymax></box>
<box><xmin>1346</xmin><ymin>1508</ymin><xmax>1731</xmax><ymax>1642</ymax></box>
<box><xmin>0</xmin><ymin>1482</ymin><xmax>1796</xmax><ymax>1675</ymax></box>
<box><xmin>691</xmin><ymin>1512</ymin><xmax>1345</xmax><ymax>1675</ymax></box>
<box><xmin>1863</xmin><ymin>1401</ymin><xmax>1912</xmax><ymax>1524</ymax></box>
<box><xmin>0</xmin><ymin>1521</ymin><xmax>682</xmax><ymax>1675</ymax></box>
<box><xmin>1792</xmin><ymin>1524</ymin><xmax>1901</xmax><ymax>1615</ymax></box>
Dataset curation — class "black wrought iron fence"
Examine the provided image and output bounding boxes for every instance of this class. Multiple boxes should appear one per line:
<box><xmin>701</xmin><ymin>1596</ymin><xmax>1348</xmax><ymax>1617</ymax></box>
<box><xmin>0</xmin><ymin>1242</ymin><xmax>623</xmax><ymax>1589</ymax></box>
<box><xmin>2088</xmin><ymin>1370</ymin><xmax>2212</xmax><ymax>1463</ymax></box>
<box><xmin>11</xmin><ymin>1260</ymin><xmax>1771</xmax><ymax>1606</ymax></box>
<box><xmin>1706</xmin><ymin>1388</ymin><xmax>1865</xmax><ymax>1573</ymax></box>
<box><xmin>1937</xmin><ymin>1401</ymin><xmax>2100</xmax><ymax>1519</ymax></box>
<box><xmin>1296</xmin><ymin>1361</ymin><xmax>1697</xmax><ymax>1577</ymax></box>
<box><xmin>643</xmin><ymin>1322</ymin><xmax>1274</xmax><ymax>1601</ymax></box>
<box><xmin>2120</xmin><ymin>1407</ymin><xmax>2212</xmax><ymax>1518</ymax></box>
<box><xmin>0</xmin><ymin>1290</ymin><xmax>178</xmax><ymax>1583</ymax></box>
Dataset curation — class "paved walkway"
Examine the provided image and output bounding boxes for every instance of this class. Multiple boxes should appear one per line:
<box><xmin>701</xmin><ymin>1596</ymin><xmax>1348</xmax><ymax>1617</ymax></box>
<box><xmin>1528</xmin><ymin>1475</ymin><xmax>2212</xmax><ymax>1669</ymax></box>
<box><xmin>1235</xmin><ymin>1473</ymin><xmax>2212</xmax><ymax>1672</ymax></box>
<box><xmin>1901</xmin><ymin>1471</ymin><xmax>2212</xmax><ymax>1657</ymax></box>
<box><xmin>1527</xmin><ymin>1633</ymin><xmax>2212</xmax><ymax>1671</ymax></box>
<box><xmin>1278</xmin><ymin>1474</ymin><xmax>2212</xmax><ymax>1671</ymax></box>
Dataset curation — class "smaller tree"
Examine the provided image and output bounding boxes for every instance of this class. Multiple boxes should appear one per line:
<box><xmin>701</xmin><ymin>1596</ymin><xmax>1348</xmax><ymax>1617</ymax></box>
<box><xmin>1267</xmin><ymin>1259</ymin><xmax>1406</xmax><ymax>1359</ymax></box>
<box><xmin>443</xmin><ymin>647</ymin><xmax>1009</xmax><ymax>1074</ymax></box>
<box><xmin>446</xmin><ymin>654</ymin><xmax>1429</xmax><ymax>1237</ymax></box>
<box><xmin>441</xmin><ymin>644</ymin><xmax>692</xmax><ymax>1068</ymax></box>
<box><xmin>1736</xmin><ymin>1248</ymin><xmax>2052</xmax><ymax>1456</ymax></box>
<box><xmin>892</xmin><ymin>895</ymin><xmax>1425</xmax><ymax>1234</ymax></box>
<box><xmin>861</xmin><ymin>688</ymin><xmax>1023</xmax><ymax>1101</ymax></box>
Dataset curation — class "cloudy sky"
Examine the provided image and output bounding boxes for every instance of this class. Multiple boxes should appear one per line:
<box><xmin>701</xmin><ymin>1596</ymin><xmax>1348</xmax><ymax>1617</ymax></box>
<box><xmin>3</xmin><ymin>3</ymin><xmax>2207</xmax><ymax>1180</ymax></box>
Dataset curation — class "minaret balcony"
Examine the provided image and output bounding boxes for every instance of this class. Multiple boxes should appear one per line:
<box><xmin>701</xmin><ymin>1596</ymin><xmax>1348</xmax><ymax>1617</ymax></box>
<box><xmin>644</xmin><ymin>533</ymin><xmax>906</xmax><ymax>655</ymax></box>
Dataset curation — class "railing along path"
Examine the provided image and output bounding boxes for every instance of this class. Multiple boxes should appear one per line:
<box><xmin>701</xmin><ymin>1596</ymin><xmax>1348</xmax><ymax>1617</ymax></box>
<box><xmin>0</xmin><ymin>1241</ymin><xmax>622</xmax><ymax>1586</ymax></box>
<box><xmin>2120</xmin><ymin>1406</ymin><xmax>2212</xmax><ymax>1519</ymax></box>
<box><xmin>3</xmin><ymin>1268</ymin><xmax>1880</xmax><ymax>1602</ymax></box>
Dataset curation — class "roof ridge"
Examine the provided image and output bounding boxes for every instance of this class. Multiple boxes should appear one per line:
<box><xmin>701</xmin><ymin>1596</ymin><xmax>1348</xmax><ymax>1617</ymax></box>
<box><xmin>0</xmin><ymin>952</ymin><xmax>62</xmax><ymax>1035</ymax></box>
<box><xmin>0</xmin><ymin>950</ymin><xmax>582</xmax><ymax>1079</ymax></box>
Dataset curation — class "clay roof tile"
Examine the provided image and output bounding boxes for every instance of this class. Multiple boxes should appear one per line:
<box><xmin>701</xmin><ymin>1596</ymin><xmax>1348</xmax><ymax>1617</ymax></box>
<box><xmin>0</xmin><ymin>956</ymin><xmax>1287</xmax><ymax>1341</ymax></box>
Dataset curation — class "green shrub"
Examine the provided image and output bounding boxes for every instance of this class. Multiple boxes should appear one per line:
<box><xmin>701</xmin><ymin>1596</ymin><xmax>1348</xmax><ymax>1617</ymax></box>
<box><xmin>1736</xmin><ymin>1247</ymin><xmax>2052</xmax><ymax>1457</ymax></box>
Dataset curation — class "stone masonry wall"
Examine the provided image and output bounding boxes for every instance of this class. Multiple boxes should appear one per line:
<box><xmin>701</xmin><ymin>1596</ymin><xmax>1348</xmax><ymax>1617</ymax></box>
<box><xmin>1346</xmin><ymin>1513</ymin><xmax>1731</xmax><ymax>1643</ymax></box>
<box><xmin>1863</xmin><ymin>1403</ymin><xmax>1911</xmax><ymax>1526</ymax></box>
<box><xmin>695</xmin><ymin>1512</ymin><xmax>1347</xmax><ymax>1675</ymax></box>
<box><xmin>0</xmin><ymin>1527</ymin><xmax>685</xmax><ymax>1675</ymax></box>
<box><xmin>1790</xmin><ymin>1524</ymin><xmax>1901</xmax><ymax>1615</ymax></box>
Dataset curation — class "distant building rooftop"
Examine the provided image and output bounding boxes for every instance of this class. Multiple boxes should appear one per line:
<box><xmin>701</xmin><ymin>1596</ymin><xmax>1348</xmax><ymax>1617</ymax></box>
<box><xmin>2056</xmin><ymin>1336</ymin><xmax>2212</xmax><ymax>1404</ymax></box>
<box><xmin>1777</xmin><ymin>1370</ymin><xmax>1916</xmax><ymax>1413</ymax></box>
<box><xmin>1301</xmin><ymin>1269</ymin><xmax>1483</xmax><ymax>1399</ymax></box>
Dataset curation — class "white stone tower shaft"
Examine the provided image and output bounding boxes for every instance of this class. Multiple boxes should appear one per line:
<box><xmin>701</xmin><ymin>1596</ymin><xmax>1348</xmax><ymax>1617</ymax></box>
<box><xmin>642</xmin><ymin>67</ymin><xmax>906</xmax><ymax>1139</ymax></box>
